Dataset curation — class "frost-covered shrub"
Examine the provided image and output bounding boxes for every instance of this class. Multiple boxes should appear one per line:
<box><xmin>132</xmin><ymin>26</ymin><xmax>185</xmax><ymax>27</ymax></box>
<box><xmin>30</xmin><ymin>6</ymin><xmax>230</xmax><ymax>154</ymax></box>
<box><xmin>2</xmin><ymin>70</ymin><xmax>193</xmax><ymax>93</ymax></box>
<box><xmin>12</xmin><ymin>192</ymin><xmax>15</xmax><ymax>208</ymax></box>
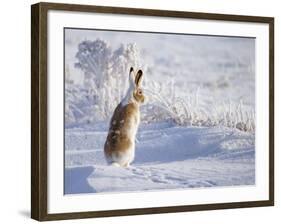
<box><xmin>141</xmin><ymin>80</ymin><xmax>255</xmax><ymax>132</ymax></box>
<box><xmin>65</xmin><ymin>39</ymin><xmax>141</xmax><ymax>125</ymax></box>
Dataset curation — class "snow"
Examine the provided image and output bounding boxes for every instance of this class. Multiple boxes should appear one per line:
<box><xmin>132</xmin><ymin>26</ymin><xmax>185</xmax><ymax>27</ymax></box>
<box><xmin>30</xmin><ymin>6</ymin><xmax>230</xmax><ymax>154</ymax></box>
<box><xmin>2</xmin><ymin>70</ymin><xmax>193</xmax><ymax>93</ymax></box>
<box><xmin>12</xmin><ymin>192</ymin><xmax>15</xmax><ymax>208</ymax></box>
<box><xmin>64</xmin><ymin>29</ymin><xmax>255</xmax><ymax>194</ymax></box>
<box><xmin>65</xmin><ymin>122</ymin><xmax>255</xmax><ymax>194</ymax></box>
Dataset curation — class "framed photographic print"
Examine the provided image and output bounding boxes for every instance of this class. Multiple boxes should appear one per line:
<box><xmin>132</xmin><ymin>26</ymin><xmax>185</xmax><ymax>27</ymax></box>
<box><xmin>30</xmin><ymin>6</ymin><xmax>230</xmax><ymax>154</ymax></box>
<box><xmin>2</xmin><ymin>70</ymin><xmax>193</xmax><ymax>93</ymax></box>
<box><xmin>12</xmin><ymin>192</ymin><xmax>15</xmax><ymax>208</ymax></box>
<box><xmin>31</xmin><ymin>2</ymin><xmax>274</xmax><ymax>221</ymax></box>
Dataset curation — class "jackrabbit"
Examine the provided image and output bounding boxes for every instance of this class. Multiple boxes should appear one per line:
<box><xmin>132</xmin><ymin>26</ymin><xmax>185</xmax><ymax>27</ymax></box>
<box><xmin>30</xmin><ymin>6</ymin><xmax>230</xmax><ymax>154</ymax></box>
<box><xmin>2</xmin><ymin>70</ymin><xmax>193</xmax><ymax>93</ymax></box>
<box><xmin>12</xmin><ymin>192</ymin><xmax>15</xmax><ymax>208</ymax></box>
<box><xmin>104</xmin><ymin>67</ymin><xmax>145</xmax><ymax>167</ymax></box>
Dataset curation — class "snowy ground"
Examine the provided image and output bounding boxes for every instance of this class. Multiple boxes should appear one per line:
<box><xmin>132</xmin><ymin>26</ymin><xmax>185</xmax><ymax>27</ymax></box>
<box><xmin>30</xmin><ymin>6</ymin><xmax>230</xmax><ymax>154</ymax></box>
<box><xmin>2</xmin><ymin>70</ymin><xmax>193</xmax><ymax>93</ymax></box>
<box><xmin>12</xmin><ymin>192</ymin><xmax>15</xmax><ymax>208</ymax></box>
<box><xmin>65</xmin><ymin>122</ymin><xmax>255</xmax><ymax>194</ymax></box>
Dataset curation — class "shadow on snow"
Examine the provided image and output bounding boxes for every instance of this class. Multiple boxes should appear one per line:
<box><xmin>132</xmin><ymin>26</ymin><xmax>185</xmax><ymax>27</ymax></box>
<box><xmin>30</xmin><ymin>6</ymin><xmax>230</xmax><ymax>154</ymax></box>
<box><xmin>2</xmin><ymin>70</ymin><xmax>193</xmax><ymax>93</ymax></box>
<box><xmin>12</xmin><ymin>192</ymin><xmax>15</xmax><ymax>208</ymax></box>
<box><xmin>64</xmin><ymin>166</ymin><xmax>96</xmax><ymax>194</ymax></box>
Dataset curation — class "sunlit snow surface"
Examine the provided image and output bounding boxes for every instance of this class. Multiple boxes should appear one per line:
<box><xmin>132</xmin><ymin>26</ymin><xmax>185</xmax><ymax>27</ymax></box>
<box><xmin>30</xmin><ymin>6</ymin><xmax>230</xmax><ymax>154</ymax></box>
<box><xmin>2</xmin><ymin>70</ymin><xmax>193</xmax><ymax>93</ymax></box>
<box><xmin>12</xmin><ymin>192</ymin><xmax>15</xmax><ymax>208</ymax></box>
<box><xmin>65</xmin><ymin>122</ymin><xmax>255</xmax><ymax>194</ymax></box>
<box><xmin>64</xmin><ymin>29</ymin><xmax>255</xmax><ymax>194</ymax></box>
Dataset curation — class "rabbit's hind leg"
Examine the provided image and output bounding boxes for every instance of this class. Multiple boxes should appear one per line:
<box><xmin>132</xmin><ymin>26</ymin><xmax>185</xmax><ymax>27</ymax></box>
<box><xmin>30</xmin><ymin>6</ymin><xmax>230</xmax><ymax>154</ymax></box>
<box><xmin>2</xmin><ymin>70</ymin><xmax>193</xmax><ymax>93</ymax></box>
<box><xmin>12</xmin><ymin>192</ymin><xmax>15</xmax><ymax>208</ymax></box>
<box><xmin>111</xmin><ymin>162</ymin><xmax>121</xmax><ymax>167</ymax></box>
<box><xmin>124</xmin><ymin>161</ymin><xmax>131</xmax><ymax>168</ymax></box>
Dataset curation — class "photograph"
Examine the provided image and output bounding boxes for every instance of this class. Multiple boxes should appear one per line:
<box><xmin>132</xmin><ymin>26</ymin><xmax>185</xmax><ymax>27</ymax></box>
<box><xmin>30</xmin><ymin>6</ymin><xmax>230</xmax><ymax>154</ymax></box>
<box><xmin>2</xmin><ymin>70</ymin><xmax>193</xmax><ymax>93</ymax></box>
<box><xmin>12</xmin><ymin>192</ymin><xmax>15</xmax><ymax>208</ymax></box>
<box><xmin>64</xmin><ymin>28</ymin><xmax>256</xmax><ymax>195</ymax></box>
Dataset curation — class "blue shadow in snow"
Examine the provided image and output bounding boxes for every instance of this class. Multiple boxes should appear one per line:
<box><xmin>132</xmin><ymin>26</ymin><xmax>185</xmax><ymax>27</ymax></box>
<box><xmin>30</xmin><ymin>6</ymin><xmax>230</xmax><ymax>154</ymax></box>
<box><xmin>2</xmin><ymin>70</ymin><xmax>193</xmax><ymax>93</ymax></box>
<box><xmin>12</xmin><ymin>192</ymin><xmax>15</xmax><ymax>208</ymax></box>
<box><xmin>64</xmin><ymin>166</ymin><xmax>95</xmax><ymax>194</ymax></box>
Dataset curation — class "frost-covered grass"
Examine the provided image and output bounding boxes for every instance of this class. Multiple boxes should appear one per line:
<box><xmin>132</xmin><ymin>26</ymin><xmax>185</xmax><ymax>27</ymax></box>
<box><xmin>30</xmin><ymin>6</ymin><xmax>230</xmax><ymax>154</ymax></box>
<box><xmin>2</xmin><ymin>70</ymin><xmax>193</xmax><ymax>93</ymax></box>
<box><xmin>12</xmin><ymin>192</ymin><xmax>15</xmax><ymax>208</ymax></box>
<box><xmin>142</xmin><ymin>84</ymin><xmax>255</xmax><ymax>132</ymax></box>
<box><xmin>65</xmin><ymin>79</ymin><xmax>255</xmax><ymax>132</ymax></box>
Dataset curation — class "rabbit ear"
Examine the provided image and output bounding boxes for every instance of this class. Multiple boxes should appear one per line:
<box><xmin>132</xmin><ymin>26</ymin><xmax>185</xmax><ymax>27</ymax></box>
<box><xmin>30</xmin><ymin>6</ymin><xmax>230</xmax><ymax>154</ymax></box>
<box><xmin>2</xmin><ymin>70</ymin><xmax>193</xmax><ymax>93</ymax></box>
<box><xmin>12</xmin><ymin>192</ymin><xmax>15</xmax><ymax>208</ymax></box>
<box><xmin>129</xmin><ymin>67</ymin><xmax>135</xmax><ymax>86</ymax></box>
<box><xmin>135</xmin><ymin>70</ymin><xmax>143</xmax><ymax>87</ymax></box>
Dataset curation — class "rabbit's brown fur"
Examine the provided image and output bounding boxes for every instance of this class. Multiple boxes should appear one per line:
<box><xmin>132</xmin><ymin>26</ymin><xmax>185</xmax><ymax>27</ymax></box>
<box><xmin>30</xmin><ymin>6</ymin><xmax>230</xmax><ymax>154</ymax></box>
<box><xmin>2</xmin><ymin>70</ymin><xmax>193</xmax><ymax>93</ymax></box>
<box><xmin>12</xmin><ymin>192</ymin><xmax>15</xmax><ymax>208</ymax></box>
<box><xmin>104</xmin><ymin>102</ymin><xmax>139</xmax><ymax>155</ymax></box>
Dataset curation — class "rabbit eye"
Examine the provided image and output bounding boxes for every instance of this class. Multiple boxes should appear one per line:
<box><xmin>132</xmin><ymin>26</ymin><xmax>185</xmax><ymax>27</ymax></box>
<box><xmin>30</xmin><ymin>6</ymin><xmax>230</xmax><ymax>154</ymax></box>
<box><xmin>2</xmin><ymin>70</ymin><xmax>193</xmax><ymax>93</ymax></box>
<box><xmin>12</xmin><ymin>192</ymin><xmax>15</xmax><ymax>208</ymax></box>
<box><xmin>137</xmin><ymin>89</ymin><xmax>142</xmax><ymax>95</ymax></box>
